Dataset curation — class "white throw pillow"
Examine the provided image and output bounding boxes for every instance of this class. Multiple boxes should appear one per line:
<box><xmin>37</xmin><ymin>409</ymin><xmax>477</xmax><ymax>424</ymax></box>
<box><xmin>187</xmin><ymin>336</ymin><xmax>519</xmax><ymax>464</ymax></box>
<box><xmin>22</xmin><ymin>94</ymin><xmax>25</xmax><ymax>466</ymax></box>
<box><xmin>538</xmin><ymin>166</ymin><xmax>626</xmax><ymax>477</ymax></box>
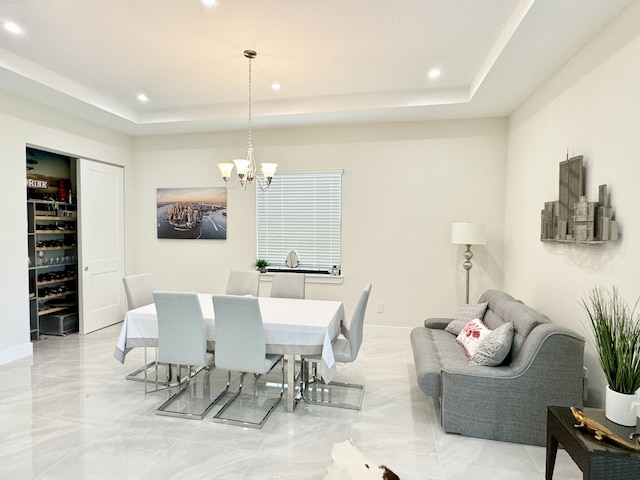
<box><xmin>456</xmin><ymin>318</ymin><xmax>492</xmax><ymax>357</ymax></box>
<box><xmin>445</xmin><ymin>302</ymin><xmax>489</xmax><ymax>335</ymax></box>
<box><xmin>470</xmin><ymin>322</ymin><xmax>515</xmax><ymax>366</ymax></box>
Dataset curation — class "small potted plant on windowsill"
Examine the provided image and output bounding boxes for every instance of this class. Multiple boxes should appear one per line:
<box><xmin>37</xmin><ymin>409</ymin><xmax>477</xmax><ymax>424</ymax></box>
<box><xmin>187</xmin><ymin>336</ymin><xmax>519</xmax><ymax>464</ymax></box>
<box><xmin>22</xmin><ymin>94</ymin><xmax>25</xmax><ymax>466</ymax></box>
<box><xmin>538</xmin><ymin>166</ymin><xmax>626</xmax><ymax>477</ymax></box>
<box><xmin>581</xmin><ymin>285</ymin><xmax>640</xmax><ymax>426</ymax></box>
<box><xmin>255</xmin><ymin>259</ymin><xmax>269</xmax><ymax>273</ymax></box>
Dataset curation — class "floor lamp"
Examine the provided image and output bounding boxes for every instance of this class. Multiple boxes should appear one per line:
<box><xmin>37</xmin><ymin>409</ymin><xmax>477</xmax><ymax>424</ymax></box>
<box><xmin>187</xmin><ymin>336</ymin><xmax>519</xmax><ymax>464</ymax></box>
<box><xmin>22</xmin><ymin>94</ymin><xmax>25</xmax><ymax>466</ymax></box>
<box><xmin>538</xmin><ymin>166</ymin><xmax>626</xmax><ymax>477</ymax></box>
<box><xmin>451</xmin><ymin>223</ymin><xmax>487</xmax><ymax>304</ymax></box>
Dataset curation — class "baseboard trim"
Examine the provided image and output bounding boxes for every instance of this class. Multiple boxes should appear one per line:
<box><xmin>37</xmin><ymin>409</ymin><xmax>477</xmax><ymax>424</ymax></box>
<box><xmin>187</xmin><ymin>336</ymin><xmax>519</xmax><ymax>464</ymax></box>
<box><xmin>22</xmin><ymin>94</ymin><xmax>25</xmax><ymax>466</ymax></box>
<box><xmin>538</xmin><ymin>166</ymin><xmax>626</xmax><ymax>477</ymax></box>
<box><xmin>0</xmin><ymin>342</ymin><xmax>33</xmax><ymax>366</ymax></box>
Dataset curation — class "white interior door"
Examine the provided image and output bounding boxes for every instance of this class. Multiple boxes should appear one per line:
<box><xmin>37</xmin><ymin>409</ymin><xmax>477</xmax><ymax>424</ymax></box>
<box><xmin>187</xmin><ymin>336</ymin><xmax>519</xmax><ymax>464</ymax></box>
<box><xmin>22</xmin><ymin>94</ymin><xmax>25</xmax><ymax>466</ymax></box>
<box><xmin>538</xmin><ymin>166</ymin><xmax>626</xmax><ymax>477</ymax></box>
<box><xmin>77</xmin><ymin>159</ymin><xmax>125</xmax><ymax>334</ymax></box>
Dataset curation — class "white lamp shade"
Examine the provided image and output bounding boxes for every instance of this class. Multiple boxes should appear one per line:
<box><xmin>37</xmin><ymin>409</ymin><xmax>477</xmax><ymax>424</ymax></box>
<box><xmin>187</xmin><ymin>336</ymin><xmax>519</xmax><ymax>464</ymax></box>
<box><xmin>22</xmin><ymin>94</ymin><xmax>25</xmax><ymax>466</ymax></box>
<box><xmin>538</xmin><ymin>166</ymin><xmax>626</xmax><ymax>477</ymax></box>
<box><xmin>217</xmin><ymin>162</ymin><xmax>234</xmax><ymax>178</ymax></box>
<box><xmin>233</xmin><ymin>159</ymin><xmax>250</xmax><ymax>175</ymax></box>
<box><xmin>451</xmin><ymin>222</ymin><xmax>487</xmax><ymax>245</ymax></box>
<box><xmin>260</xmin><ymin>162</ymin><xmax>278</xmax><ymax>178</ymax></box>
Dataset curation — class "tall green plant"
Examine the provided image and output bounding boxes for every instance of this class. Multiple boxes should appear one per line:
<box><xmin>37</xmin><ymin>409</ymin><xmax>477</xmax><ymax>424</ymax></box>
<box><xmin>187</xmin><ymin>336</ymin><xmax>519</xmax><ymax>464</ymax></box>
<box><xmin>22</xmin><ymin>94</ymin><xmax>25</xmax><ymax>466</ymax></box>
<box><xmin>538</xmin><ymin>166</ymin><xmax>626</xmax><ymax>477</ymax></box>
<box><xmin>581</xmin><ymin>286</ymin><xmax>640</xmax><ymax>394</ymax></box>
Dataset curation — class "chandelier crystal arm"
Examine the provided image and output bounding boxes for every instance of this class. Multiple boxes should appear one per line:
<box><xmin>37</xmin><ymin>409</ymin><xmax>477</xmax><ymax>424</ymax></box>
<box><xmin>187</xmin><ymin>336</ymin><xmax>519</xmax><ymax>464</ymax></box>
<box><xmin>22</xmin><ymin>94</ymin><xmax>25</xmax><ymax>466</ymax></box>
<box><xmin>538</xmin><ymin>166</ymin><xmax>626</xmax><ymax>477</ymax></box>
<box><xmin>255</xmin><ymin>174</ymin><xmax>272</xmax><ymax>191</ymax></box>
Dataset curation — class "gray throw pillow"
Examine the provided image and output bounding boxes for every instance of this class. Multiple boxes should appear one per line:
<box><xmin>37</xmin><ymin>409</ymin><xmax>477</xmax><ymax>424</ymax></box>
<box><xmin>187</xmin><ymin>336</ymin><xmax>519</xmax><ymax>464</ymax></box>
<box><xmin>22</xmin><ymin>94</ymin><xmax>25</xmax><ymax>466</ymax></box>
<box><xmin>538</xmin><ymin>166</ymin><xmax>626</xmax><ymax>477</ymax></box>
<box><xmin>469</xmin><ymin>321</ymin><xmax>514</xmax><ymax>366</ymax></box>
<box><xmin>444</xmin><ymin>302</ymin><xmax>489</xmax><ymax>335</ymax></box>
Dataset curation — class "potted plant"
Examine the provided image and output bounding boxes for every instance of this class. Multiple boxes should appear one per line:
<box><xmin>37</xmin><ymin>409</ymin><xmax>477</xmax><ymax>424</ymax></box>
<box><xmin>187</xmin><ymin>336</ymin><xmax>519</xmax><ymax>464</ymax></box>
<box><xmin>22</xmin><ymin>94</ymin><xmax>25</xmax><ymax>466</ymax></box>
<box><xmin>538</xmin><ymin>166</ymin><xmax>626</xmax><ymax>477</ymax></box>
<box><xmin>255</xmin><ymin>259</ymin><xmax>269</xmax><ymax>273</ymax></box>
<box><xmin>581</xmin><ymin>285</ymin><xmax>640</xmax><ymax>426</ymax></box>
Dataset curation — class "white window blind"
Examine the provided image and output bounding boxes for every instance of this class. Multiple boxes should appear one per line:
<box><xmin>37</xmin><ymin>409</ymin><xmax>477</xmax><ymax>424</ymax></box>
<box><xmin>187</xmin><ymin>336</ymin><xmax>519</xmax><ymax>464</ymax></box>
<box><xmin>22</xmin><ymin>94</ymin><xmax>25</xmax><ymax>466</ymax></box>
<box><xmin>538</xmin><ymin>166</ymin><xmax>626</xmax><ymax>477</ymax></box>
<box><xmin>256</xmin><ymin>171</ymin><xmax>342</xmax><ymax>271</ymax></box>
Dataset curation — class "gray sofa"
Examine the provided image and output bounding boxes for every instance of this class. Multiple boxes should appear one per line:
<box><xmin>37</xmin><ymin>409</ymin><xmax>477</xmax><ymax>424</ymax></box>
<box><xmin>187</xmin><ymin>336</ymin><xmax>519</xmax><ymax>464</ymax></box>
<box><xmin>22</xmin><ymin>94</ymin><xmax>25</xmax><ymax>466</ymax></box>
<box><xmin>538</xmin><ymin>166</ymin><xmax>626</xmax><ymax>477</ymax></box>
<box><xmin>410</xmin><ymin>289</ymin><xmax>585</xmax><ymax>446</ymax></box>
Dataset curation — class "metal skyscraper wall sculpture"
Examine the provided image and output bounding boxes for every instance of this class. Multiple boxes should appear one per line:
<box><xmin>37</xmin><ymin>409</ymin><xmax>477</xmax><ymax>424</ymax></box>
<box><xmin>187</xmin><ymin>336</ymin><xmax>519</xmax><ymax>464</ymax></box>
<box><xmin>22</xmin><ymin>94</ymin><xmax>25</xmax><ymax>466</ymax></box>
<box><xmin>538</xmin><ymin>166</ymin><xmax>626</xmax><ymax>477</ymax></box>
<box><xmin>541</xmin><ymin>155</ymin><xmax>619</xmax><ymax>243</ymax></box>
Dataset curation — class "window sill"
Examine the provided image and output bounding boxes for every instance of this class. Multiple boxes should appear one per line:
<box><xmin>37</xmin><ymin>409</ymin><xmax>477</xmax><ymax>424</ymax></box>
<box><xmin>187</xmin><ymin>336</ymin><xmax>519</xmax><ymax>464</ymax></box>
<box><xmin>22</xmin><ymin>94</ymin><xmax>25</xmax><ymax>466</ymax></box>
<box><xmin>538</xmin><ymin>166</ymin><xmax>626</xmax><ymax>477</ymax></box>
<box><xmin>259</xmin><ymin>272</ymin><xmax>343</xmax><ymax>285</ymax></box>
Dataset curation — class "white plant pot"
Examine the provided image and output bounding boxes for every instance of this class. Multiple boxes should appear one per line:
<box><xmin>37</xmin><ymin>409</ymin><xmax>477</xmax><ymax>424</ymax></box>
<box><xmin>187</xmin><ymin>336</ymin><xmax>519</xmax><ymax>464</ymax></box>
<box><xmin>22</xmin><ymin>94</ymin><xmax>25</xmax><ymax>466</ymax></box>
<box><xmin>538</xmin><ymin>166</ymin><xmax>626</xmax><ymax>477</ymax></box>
<box><xmin>605</xmin><ymin>385</ymin><xmax>638</xmax><ymax>426</ymax></box>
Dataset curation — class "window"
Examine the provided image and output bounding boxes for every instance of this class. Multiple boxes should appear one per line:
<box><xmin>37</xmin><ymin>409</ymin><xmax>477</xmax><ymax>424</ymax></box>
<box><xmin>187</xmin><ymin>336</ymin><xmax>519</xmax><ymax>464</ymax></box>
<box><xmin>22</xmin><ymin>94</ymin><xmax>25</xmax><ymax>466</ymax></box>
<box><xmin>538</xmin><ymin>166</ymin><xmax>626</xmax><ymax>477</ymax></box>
<box><xmin>256</xmin><ymin>170</ymin><xmax>342</xmax><ymax>272</ymax></box>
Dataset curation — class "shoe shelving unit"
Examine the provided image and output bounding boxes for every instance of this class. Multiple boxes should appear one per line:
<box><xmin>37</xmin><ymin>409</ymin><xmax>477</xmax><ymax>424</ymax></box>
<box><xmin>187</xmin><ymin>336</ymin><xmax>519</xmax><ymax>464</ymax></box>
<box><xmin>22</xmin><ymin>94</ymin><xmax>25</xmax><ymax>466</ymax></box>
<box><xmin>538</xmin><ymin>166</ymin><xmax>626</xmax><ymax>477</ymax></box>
<box><xmin>27</xmin><ymin>199</ymin><xmax>79</xmax><ymax>340</ymax></box>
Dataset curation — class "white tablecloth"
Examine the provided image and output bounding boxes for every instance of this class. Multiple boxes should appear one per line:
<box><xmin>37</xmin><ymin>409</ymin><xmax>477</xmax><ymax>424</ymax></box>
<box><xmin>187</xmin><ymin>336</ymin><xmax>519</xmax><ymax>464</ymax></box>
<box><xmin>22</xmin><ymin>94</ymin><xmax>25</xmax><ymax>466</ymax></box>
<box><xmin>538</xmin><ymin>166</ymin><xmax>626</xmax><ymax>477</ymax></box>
<box><xmin>114</xmin><ymin>294</ymin><xmax>346</xmax><ymax>383</ymax></box>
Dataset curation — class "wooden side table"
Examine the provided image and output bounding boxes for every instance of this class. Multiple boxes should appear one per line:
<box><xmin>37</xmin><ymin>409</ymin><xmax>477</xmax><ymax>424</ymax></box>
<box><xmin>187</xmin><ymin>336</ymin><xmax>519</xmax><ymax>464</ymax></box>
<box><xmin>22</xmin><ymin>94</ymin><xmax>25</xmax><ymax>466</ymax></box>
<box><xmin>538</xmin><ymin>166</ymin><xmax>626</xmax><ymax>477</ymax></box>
<box><xmin>546</xmin><ymin>406</ymin><xmax>640</xmax><ymax>479</ymax></box>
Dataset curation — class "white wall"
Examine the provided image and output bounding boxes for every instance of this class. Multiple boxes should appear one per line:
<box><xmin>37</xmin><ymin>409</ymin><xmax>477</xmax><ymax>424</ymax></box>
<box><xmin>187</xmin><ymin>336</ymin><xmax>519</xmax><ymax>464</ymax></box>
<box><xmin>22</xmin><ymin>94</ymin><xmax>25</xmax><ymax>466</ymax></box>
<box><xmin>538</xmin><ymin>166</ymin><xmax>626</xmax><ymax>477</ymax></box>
<box><xmin>504</xmin><ymin>1</ymin><xmax>640</xmax><ymax>407</ymax></box>
<box><xmin>1</xmin><ymin>0</ymin><xmax>637</xmax><ymax>408</ymax></box>
<box><xmin>0</xmin><ymin>91</ymin><xmax>133</xmax><ymax>365</ymax></box>
<box><xmin>132</xmin><ymin>119</ymin><xmax>508</xmax><ymax>326</ymax></box>
<box><xmin>0</xmin><ymin>87</ymin><xmax>507</xmax><ymax>365</ymax></box>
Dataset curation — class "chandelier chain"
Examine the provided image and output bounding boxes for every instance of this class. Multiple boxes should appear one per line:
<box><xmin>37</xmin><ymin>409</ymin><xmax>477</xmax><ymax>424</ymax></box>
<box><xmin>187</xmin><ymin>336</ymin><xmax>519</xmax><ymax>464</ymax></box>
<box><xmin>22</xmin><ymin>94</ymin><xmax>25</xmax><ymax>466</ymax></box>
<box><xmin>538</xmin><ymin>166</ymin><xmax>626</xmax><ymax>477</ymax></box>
<box><xmin>247</xmin><ymin>53</ymin><xmax>252</xmax><ymax>150</ymax></box>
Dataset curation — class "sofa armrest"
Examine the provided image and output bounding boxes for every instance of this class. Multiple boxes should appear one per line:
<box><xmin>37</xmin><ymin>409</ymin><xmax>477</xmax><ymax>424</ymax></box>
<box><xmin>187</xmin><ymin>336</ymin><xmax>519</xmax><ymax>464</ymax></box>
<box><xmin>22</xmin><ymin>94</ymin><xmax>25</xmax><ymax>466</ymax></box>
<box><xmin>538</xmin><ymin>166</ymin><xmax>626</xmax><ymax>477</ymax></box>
<box><xmin>509</xmin><ymin>324</ymin><xmax>585</xmax><ymax>372</ymax></box>
<box><xmin>439</xmin><ymin>324</ymin><xmax>585</xmax><ymax>446</ymax></box>
<box><xmin>423</xmin><ymin>317</ymin><xmax>452</xmax><ymax>329</ymax></box>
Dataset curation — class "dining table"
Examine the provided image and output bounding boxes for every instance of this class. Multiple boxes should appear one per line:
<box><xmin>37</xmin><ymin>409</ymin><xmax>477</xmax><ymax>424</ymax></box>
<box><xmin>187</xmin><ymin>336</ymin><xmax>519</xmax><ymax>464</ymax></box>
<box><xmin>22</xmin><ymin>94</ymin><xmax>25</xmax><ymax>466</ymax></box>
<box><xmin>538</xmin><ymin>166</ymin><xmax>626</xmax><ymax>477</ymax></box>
<box><xmin>114</xmin><ymin>293</ymin><xmax>346</xmax><ymax>412</ymax></box>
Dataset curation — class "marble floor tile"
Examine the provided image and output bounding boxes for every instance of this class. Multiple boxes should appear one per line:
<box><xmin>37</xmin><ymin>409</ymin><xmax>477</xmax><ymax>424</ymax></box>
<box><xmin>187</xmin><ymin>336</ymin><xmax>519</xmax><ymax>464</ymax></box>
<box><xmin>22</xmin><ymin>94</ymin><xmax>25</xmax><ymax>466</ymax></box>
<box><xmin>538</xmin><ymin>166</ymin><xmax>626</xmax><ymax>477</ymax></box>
<box><xmin>0</xmin><ymin>324</ymin><xmax>583</xmax><ymax>479</ymax></box>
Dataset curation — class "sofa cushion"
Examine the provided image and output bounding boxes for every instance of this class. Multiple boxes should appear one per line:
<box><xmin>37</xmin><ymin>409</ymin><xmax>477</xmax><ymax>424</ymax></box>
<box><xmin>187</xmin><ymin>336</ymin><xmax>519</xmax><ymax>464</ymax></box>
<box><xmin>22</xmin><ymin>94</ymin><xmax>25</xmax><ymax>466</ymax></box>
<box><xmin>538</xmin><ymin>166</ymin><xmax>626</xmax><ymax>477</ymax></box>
<box><xmin>410</xmin><ymin>327</ymin><xmax>469</xmax><ymax>397</ymax></box>
<box><xmin>469</xmin><ymin>321</ymin><xmax>514</xmax><ymax>366</ymax></box>
<box><xmin>444</xmin><ymin>302</ymin><xmax>489</xmax><ymax>335</ymax></box>
<box><xmin>478</xmin><ymin>290</ymin><xmax>550</xmax><ymax>361</ymax></box>
<box><xmin>456</xmin><ymin>318</ymin><xmax>492</xmax><ymax>357</ymax></box>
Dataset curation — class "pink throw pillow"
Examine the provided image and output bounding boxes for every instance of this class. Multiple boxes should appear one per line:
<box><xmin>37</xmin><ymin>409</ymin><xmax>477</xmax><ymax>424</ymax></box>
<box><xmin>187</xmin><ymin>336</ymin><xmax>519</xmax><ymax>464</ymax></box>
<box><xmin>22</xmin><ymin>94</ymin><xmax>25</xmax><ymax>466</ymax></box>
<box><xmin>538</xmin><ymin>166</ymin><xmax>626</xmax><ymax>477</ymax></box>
<box><xmin>456</xmin><ymin>318</ymin><xmax>492</xmax><ymax>357</ymax></box>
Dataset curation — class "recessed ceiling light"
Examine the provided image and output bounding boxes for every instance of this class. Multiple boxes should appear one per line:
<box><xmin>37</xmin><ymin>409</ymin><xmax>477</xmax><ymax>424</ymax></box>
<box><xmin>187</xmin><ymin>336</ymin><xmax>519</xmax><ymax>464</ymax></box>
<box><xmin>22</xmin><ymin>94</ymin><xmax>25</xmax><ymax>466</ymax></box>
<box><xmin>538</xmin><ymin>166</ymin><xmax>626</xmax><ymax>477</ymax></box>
<box><xmin>137</xmin><ymin>93</ymin><xmax>149</xmax><ymax>103</ymax></box>
<box><xmin>3</xmin><ymin>21</ymin><xmax>24</xmax><ymax>35</ymax></box>
<box><xmin>271</xmin><ymin>83</ymin><xmax>282</xmax><ymax>91</ymax></box>
<box><xmin>427</xmin><ymin>68</ymin><xmax>442</xmax><ymax>80</ymax></box>
<box><xmin>201</xmin><ymin>0</ymin><xmax>220</xmax><ymax>7</ymax></box>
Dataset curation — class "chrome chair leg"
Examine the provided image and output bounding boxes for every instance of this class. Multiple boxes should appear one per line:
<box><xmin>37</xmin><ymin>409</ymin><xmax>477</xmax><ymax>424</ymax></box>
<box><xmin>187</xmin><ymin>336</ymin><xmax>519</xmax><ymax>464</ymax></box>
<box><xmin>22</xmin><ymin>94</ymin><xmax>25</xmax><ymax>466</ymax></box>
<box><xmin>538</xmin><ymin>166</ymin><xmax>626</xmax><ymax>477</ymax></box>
<box><xmin>144</xmin><ymin>359</ymin><xmax>199</xmax><ymax>395</ymax></box>
<box><xmin>126</xmin><ymin>347</ymin><xmax>171</xmax><ymax>385</ymax></box>
<box><xmin>297</xmin><ymin>358</ymin><xmax>312</xmax><ymax>404</ymax></box>
<box><xmin>155</xmin><ymin>366</ymin><xmax>226</xmax><ymax>420</ymax></box>
<box><xmin>212</xmin><ymin>358</ymin><xmax>284</xmax><ymax>429</ymax></box>
<box><xmin>213</xmin><ymin>372</ymin><xmax>246</xmax><ymax>421</ymax></box>
<box><xmin>300</xmin><ymin>359</ymin><xmax>365</xmax><ymax>411</ymax></box>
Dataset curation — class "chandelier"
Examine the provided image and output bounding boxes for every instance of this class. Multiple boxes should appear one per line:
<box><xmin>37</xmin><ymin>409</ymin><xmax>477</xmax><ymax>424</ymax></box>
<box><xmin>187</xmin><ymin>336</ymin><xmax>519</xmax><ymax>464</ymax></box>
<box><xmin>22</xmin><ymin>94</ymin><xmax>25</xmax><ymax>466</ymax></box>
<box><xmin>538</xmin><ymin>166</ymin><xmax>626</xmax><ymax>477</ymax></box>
<box><xmin>217</xmin><ymin>50</ymin><xmax>277</xmax><ymax>191</ymax></box>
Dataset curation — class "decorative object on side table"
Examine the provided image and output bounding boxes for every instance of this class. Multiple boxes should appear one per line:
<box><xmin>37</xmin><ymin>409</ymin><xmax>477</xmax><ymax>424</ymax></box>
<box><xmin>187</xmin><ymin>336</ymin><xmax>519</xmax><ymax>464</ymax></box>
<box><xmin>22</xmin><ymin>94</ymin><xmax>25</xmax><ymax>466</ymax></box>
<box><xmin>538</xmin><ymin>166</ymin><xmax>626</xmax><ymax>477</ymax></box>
<box><xmin>581</xmin><ymin>286</ymin><xmax>640</xmax><ymax>426</ymax></box>
<box><xmin>547</xmin><ymin>406</ymin><xmax>640</xmax><ymax>480</ymax></box>
<box><xmin>255</xmin><ymin>259</ymin><xmax>269</xmax><ymax>273</ymax></box>
<box><xmin>571</xmin><ymin>406</ymin><xmax>640</xmax><ymax>452</ymax></box>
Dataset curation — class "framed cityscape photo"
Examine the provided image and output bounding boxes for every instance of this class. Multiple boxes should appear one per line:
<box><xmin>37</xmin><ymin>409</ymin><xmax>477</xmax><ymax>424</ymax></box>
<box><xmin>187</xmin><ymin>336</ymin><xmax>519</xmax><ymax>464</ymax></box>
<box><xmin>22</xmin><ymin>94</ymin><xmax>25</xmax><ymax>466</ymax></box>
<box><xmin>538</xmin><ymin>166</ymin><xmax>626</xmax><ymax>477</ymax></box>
<box><xmin>156</xmin><ymin>187</ymin><xmax>227</xmax><ymax>239</ymax></box>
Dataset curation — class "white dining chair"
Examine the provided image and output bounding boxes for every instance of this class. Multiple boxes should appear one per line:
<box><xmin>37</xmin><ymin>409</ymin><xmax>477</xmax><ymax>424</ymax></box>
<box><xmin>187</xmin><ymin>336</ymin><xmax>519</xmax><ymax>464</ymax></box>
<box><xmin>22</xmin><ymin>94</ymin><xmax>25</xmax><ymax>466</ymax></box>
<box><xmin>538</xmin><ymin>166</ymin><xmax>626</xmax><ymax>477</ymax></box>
<box><xmin>122</xmin><ymin>273</ymin><xmax>169</xmax><ymax>388</ymax></box>
<box><xmin>270</xmin><ymin>272</ymin><xmax>305</xmax><ymax>299</ymax></box>
<box><xmin>301</xmin><ymin>283</ymin><xmax>372</xmax><ymax>410</ymax></box>
<box><xmin>154</xmin><ymin>291</ymin><xmax>225</xmax><ymax>420</ymax></box>
<box><xmin>268</xmin><ymin>273</ymin><xmax>304</xmax><ymax>387</ymax></box>
<box><xmin>225</xmin><ymin>270</ymin><xmax>260</xmax><ymax>296</ymax></box>
<box><xmin>123</xmin><ymin>273</ymin><xmax>154</xmax><ymax>310</ymax></box>
<box><xmin>211</xmin><ymin>294</ymin><xmax>284</xmax><ymax>428</ymax></box>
